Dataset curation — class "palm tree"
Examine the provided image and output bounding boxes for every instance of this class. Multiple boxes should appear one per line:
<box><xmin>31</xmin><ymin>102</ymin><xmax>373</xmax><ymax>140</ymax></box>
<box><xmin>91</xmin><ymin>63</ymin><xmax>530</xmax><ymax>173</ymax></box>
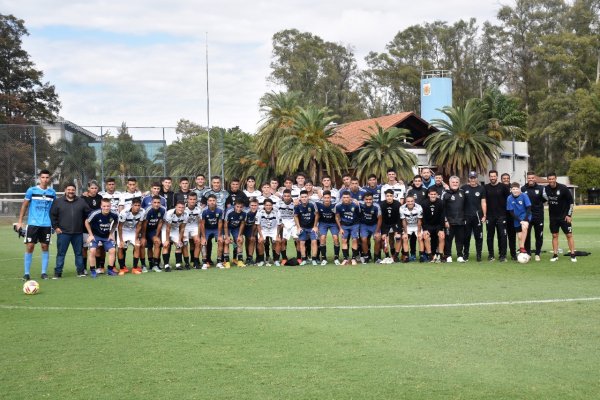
<box><xmin>479</xmin><ymin>87</ymin><xmax>527</xmax><ymax>141</ymax></box>
<box><xmin>425</xmin><ymin>99</ymin><xmax>501</xmax><ymax>178</ymax></box>
<box><xmin>352</xmin><ymin>123</ymin><xmax>417</xmax><ymax>182</ymax></box>
<box><xmin>53</xmin><ymin>134</ymin><xmax>96</xmax><ymax>189</ymax></box>
<box><xmin>220</xmin><ymin>129</ymin><xmax>273</xmax><ymax>184</ymax></box>
<box><xmin>276</xmin><ymin>105</ymin><xmax>348</xmax><ymax>182</ymax></box>
<box><xmin>255</xmin><ymin>91</ymin><xmax>300</xmax><ymax>170</ymax></box>
<box><xmin>103</xmin><ymin>124</ymin><xmax>150</xmax><ymax>185</ymax></box>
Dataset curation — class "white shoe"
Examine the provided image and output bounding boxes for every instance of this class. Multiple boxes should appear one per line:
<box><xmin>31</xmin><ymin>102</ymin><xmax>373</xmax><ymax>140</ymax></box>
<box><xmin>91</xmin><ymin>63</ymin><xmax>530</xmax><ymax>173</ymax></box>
<box><xmin>535</xmin><ymin>255</ymin><xmax>541</xmax><ymax>262</ymax></box>
<box><xmin>321</xmin><ymin>259</ymin><xmax>328</xmax><ymax>266</ymax></box>
<box><xmin>457</xmin><ymin>257</ymin><xmax>465</xmax><ymax>263</ymax></box>
<box><xmin>216</xmin><ymin>262</ymin><xmax>224</xmax><ymax>269</ymax></box>
<box><xmin>152</xmin><ymin>266</ymin><xmax>162</xmax><ymax>272</ymax></box>
<box><xmin>300</xmin><ymin>260</ymin><xmax>307</xmax><ymax>266</ymax></box>
<box><xmin>446</xmin><ymin>256</ymin><xmax>453</xmax><ymax>263</ymax></box>
<box><xmin>550</xmin><ymin>255</ymin><xmax>559</xmax><ymax>262</ymax></box>
<box><xmin>334</xmin><ymin>259</ymin><xmax>341</xmax><ymax>265</ymax></box>
<box><xmin>201</xmin><ymin>263</ymin><xmax>209</xmax><ymax>270</ymax></box>
<box><xmin>311</xmin><ymin>260</ymin><xmax>317</xmax><ymax>266</ymax></box>
<box><xmin>274</xmin><ymin>261</ymin><xmax>281</xmax><ymax>266</ymax></box>
<box><xmin>571</xmin><ymin>256</ymin><xmax>577</xmax><ymax>263</ymax></box>
<box><xmin>141</xmin><ymin>266</ymin><xmax>149</xmax><ymax>273</ymax></box>
<box><xmin>257</xmin><ymin>261</ymin><xmax>265</xmax><ymax>267</ymax></box>
<box><xmin>265</xmin><ymin>261</ymin><xmax>272</xmax><ymax>267</ymax></box>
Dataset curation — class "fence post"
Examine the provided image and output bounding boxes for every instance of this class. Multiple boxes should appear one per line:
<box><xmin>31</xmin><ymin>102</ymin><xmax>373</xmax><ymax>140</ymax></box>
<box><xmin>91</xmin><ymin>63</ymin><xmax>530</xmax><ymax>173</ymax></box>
<box><xmin>32</xmin><ymin>125</ymin><xmax>38</xmax><ymax>181</ymax></box>
<box><xmin>100</xmin><ymin>126</ymin><xmax>105</xmax><ymax>191</ymax></box>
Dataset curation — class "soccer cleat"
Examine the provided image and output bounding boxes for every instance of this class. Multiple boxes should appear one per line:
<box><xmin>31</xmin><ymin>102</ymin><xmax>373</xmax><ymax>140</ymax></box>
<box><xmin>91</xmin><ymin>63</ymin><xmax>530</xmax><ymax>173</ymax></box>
<box><xmin>375</xmin><ymin>259</ymin><xmax>382</xmax><ymax>264</ymax></box>
<box><xmin>23</xmin><ymin>274</ymin><xmax>31</xmax><ymax>281</ymax></box>
<box><xmin>216</xmin><ymin>262</ymin><xmax>225</xmax><ymax>269</ymax></box>
<box><xmin>41</xmin><ymin>273</ymin><xmax>49</xmax><ymax>280</ymax></box>
<box><xmin>359</xmin><ymin>256</ymin><xmax>366</xmax><ymax>264</ymax></box>
<box><xmin>550</xmin><ymin>254</ymin><xmax>559</xmax><ymax>262</ymax></box>
<box><xmin>446</xmin><ymin>256</ymin><xmax>453</xmax><ymax>263</ymax></box>
<box><xmin>107</xmin><ymin>269</ymin><xmax>118</xmax><ymax>276</ymax></box>
<box><xmin>488</xmin><ymin>256</ymin><xmax>495</xmax><ymax>262</ymax></box>
<box><xmin>312</xmin><ymin>259</ymin><xmax>318</xmax><ymax>266</ymax></box>
<box><xmin>476</xmin><ymin>255</ymin><xmax>482</xmax><ymax>262</ymax></box>
<box><xmin>535</xmin><ymin>255</ymin><xmax>541</xmax><ymax>262</ymax></box>
<box><xmin>409</xmin><ymin>254</ymin><xmax>417</xmax><ymax>262</ymax></box>
<box><xmin>334</xmin><ymin>259</ymin><xmax>341</xmax><ymax>266</ymax></box>
<box><xmin>132</xmin><ymin>267</ymin><xmax>143</xmax><ymax>275</ymax></box>
<box><xmin>164</xmin><ymin>265</ymin><xmax>172</xmax><ymax>272</ymax></box>
<box><xmin>90</xmin><ymin>269</ymin><xmax>97</xmax><ymax>278</ymax></box>
<box><xmin>52</xmin><ymin>274</ymin><xmax>62</xmax><ymax>279</ymax></box>
<box><xmin>351</xmin><ymin>259</ymin><xmax>358</xmax><ymax>265</ymax></box>
<box><xmin>257</xmin><ymin>261</ymin><xmax>265</xmax><ymax>267</ymax></box>
<box><xmin>77</xmin><ymin>271</ymin><xmax>87</xmax><ymax>277</ymax></box>
<box><xmin>97</xmin><ymin>267</ymin><xmax>105</xmax><ymax>274</ymax></box>
<box><xmin>184</xmin><ymin>264</ymin><xmax>191</xmax><ymax>270</ymax></box>
<box><xmin>511</xmin><ymin>255</ymin><xmax>518</xmax><ymax>261</ymax></box>
<box><xmin>119</xmin><ymin>267</ymin><xmax>130</xmax><ymax>275</ymax></box>
<box><xmin>201</xmin><ymin>263</ymin><xmax>209</xmax><ymax>270</ymax></box>
<box><xmin>236</xmin><ymin>260</ymin><xmax>246</xmax><ymax>268</ymax></box>
<box><xmin>193</xmin><ymin>263</ymin><xmax>201</xmax><ymax>270</ymax></box>
<box><xmin>401</xmin><ymin>255</ymin><xmax>409</xmax><ymax>264</ymax></box>
<box><xmin>571</xmin><ymin>254</ymin><xmax>577</xmax><ymax>263</ymax></box>
<box><xmin>265</xmin><ymin>261</ymin><xmax>272</xmax><ymax>267</ymax></box>
<box><xmin>321</xmin><ymin>259</ymin><xmax>328</xmax><ymax>266</ymax></box>
<box><xmin>152</xmin><ymin>266</ymin><xmax>162</xmax><ymax>272</ymax></box>
<box><xmin>141</xmin><ymin>266</ymin><xmax>149</xmax><ymax>273</ymax></box>
<box><xmin>499</xmin><ymin>257</ymin><xmax>507</xmax><ymax>263</ymax></box>
<box><xmin>300</xmin><ymin>260</ymin><xmax>307</xmax><ymax>266</ymax></box>
<box><xmin>274</xmin><ymin>261</ymin><xmax>281</xmax><ymax>267</ymax></box>
<box><xmin>175</xmin><ymin>264</ymin><xmax>183</xmax><ymax>271</ymax></box>
<box><xmin>224</xmin><ymin>261</ymin><xmax>231</xmax><ymax>269</ymax></box>
<box><xmin>457</xmin><ymin>257</ymin><xmax>465</xmax><ymax>263</ymax></box>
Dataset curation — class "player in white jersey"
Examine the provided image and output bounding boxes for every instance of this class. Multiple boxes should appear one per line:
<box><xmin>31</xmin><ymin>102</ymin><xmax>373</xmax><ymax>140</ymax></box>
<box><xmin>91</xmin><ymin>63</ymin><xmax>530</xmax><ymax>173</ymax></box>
<box><xmin>161</xmin><ymin>201</ymin><xmax>188</xmax><ymax>272</ymax></box>
<box><xmin>255</xmin><ymin>198</ymin><xmax>281</xmax><ymax>266</ymax></box>
<box><xmin>119</xmin><ymin>177</ymin><xmax>143</xmax><ymax>212</ymax></box>
<box><xmin>277</xmin><ymin>189</ymin><xmax>297</xmax><ymax>263</ymax></box>
<box><xmin>304</xmin><ymin>180</ymin><xmax>320</xmax><ymax>203</ymax></box>
<box><xmin>99</xmin><ymin>177</ymin><xmax>122</xmax><ymax>214</ymax></box>
<box><xmin>257</xmin><ymin>182</ymin><xmax>280</xmax><ymax>210</ymax></box>
<box><xmin>243</xmin><ymin>176</ymin><xmax>262</xmax><ymax>199</ymax></box>
<box><xmin>117</xmin><ymin>198</ymin><xmax>146</xmax><ymax>274</ymax></box>
<box><xmin>400</xmin><ymin>196</ymin><xmax>423</xmax><ymax>262</ymax></box>
<box><xmin>319</xmin><ymin>175</ymin><xmax>340</xmax><ymax>204</ymax></box>
<box><xmin>278</xmin><ymin>177</ymin><xmax>295</xmax><ymax>201</ymax></box>
<box><xmin>182</xmin><ymin>192</ymin><xmax>202</xmax><ymax>270</ymax></box>
<box><xmin>380</xmin><ymin>168</ymin><xmax>406</xmax><ymax>204</ymax></box>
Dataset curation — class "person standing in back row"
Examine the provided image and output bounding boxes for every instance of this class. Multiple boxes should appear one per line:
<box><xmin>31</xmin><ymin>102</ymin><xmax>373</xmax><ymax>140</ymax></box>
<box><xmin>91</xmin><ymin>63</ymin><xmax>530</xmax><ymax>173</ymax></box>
<box><xmin>484</xmin><ymin>170</ymin><xmax>510</xmax><ymax>262</ymax></box>
<box><xmin>461</xmin><ymin>171</ymin><xmax>486</xmax><ymax>262</ymax></box>
<box><xmin>544</xmin><ymin>172</ymin><xmax>577</xmax><ymax>262</ymax></box>
<box><xmin>521</xmin><ymin>172</ymin><xmax>546</xmax><ymax>261</ymax></box>
<box><xmin>442</xmin><ymin>176</ymin><xmax>466</xmax><ymax>263</ymax></box>
<box><xmin>501</xmin><ymin>173</ymin><xmax>517</xmax><ymax>260</ymax></box>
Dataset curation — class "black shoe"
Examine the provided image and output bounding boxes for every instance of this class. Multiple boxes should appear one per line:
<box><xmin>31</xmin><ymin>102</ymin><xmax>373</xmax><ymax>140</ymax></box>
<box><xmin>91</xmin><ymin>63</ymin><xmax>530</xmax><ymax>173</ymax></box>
<box><xmin>184</xmin><ymin>264</ymin><xmax>191</xmax><ymax>270</ymax></box>
<box><xmin>488</xmin><ymin>256</ymin><xmax>495</xmax><ymax>262</ymax></box>
<box><xmin>511</xmin><ymin>255</ymin><xmax>518</xmax><ymax>261</ymax></box>
<box><xmin>193</xmin><ymin>263</ymin><xmax>201</xmax><ymax>270</ymax></box>
<box><xmin>499</xmin><ymin>257</ymin><xmax>507</xmax><ymax>263</ymax></box>
<box><xmin>164</xmin><ymin>265</ymin><xmax>172</xmax><ymax>272</ymax></box>
<box><xmin>23</xmin><ymin>274</ymin><xmax>31</xmax><ymax>281</ymax></box>
<box><xmin>41</xmin><ymin>273</ymin><xmax>49</xmax><ymax>280</ymax></box>
<box><xmin>476</xmin><ymin>254</ymin><xmax>482</xmax><ymax>262</ymax></box>
<box><xmin>52</xmin><ymin>273</ymin><xmax>62</xmax><ymax>279</ymax></box>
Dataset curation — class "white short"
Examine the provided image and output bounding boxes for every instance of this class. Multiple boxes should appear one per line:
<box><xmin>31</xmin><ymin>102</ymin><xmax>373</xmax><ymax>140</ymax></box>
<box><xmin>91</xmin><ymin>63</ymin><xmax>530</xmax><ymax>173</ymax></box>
<box><xmin>281</xmin><ymin>223</ymin><xmax>298</xmax><ymax>240</ymax></box>
<box><xmin>406</xmin><ymin>226</ymin><xmax>419</xmax><ymax>236</ymax></box>
<box><xmin>261</xmin><ymin>229</ymin><xmax>278</xmax><ymax>241</ymax></box>
<box><xmin>184</xmin><ymin>226</ymin><xmax>199</xmax><ymax>241</ymax></box>
<box><xmin>118</xmin><ymin>230</ymin><xmax>137</xmax><ymax>247</ymax></box>
<box><xmin>162</xmin><ymin>227</ymin><xmax>187</xmax><ymax>246</ymax></box>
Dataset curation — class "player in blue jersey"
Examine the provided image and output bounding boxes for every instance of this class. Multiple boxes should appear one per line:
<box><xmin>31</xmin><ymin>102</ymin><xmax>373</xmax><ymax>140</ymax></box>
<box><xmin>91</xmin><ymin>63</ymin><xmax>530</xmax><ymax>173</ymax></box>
<box><xmin>335</xmin><ymin>192</ymin><xmax>361</xmax><ymax>265</ymax></box>
<box><xmin>17</xmin><ymin>169</ymin><xmax>56</xmax><ymax>281</ymax></box>
<box><xmin>141</xmin><ymin>182</ymin><xmax>167</xmax><ymax>209</ymax></box>
<box><xmin>224</xmin><ymin>199</ymin><xmax>247</xmax><ymax>267</ymax></box>
<box><xmin>142</xmin><ymin>195</ymin><xmax>166</xmax><ymax>271</ymax></box>
<box><xmin>359</xmin><ymin>193</ymin><xmax>382</xmax><ymax>264</ymax></box>
<box><xmin>85</xmin><ymin>198</ymin><xmax>119</xmax><ymax>276</ymax></box>
<box><xmin>507</xmin><ymin>182</ymin><xmax>532</xmax><ymax>256</ymax></box>
<box><xmin>294</xmin><ymin>191</ymin><xmax>319</xmax><ymax>265</ymax></box>
<box><xmin>243</xmin><ymin>199</ymin><xmax>259</xmax><ymax>265</ymax></box>
<box><xmin>340</xmin><ymin>177</ymin><xmax>367</xmax><ymax>205</ymax></box>
<box><xmin>201</xmin><ymin>194</ymin><xmax>224</xmax><ymax>269</ymax></box>
<box><xmin>315</xmin><ymin>190</ymin><xmax>340</xmax><ymax>265</ymax></box>
<box><xmin>363</xmin><ymin>174</ymin><xmax>382</xmax><ymax>203</ymax></box>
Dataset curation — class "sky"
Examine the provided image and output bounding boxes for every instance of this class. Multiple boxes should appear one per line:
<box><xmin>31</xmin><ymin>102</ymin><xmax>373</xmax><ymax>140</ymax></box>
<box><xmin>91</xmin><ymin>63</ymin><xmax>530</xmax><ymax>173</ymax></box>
<box><xmin>2</xmin><ymin>0</ymin><xmax>500</xmax><ymax>141</ymax></box>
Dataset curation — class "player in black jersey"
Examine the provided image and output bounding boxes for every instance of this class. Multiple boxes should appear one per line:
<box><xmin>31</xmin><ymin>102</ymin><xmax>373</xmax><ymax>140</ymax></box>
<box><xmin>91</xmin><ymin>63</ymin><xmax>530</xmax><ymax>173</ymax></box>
<box><xmin>461</xmin><ymin>171</ymin><xmax>486</xmax><ymax>262</ymax></box>
<box><xmin>501</xmin><ymin>173</ymin><xmax>517</xmax><ymax>260</ymax></box>
<box><xmin>175</xmin><ymin>177</ymin><xmax>193</xmax><ymax>206</ymax></box>
<box><xmin>405</xmin><ymin>175</ymin><xmax>428</xmax><ymax>206</ymax></box>
<box><xmin>421</xmin><ymin>187</ymin><xmax>445</xmax><ymax>262</ymax></box>
<box><xmin>484</xmin><ymin>170</ymin><xmax>510</xmax><ymax>262</ymax></box>
<box><xmin>442</xmin><ymin>176</ymin><xmax>466</xmax><ymax>263</ymax></box>
<box><xmin>378</xmin><ymin>189</ymin><xmax>402</xmax><ymax>263</ymax></box>
<box><xmin>544</xmin><ymin>172</ymin><xmax>577</xmax><ymax>262</ymax></box>
<box><xmin>82</xmin><ymin>180</ymin><xmax>104</xmax><ymax>273</ymax></box>
<box><xmin>521</xmin><ymin>172</ymin><xmax>546</xmax><ymax>260</ymax></box>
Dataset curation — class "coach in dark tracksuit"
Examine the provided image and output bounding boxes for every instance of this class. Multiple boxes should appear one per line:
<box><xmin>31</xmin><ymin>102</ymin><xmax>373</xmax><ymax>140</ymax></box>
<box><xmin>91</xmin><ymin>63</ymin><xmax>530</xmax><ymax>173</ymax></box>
<box><xmin>485</xmin><ymin>170</ymin><xmax>510</xmax><ymax>262</ymax></box>
<box><xmin>522</xmin><ymin>173</ymin><xmax>546</xmax><ymax>259</ymax></box>
<box><xmin>461</xmin><ymin>171</ymin><xmax>486</xmax><ymax>262</ymax></box>
<box><xmin>50</xmin><ymin>184</ymin><xmax>91</xmax><ymax>277</ymax></box>
<box><xmin>442</xmin><ymin>176</ymin><xmax>466</xmax><ymax>261</ymax></box>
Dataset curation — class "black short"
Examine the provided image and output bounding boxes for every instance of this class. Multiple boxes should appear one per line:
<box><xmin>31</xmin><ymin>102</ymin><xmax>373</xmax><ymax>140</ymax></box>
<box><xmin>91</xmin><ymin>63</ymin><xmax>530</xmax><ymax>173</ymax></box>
<box><xmin>381</xmin><ymin>224</ymin><xmax>401</xmax><ymax>234</ymax></box>
<box><xmin>422</xmin><ymin>225</ymin><xmax>442</xmax><ymax>236</ymax></box>
<box><xmin>25</xmin><ymin>225</ymin><xmax>52</xmax><ymax>245</ymax></box>
<box><xmin>550</xmin><ymin>219</ymin><xmax>572</xmax><ymax>234</ymax></box>
<box><xmin>514</xmin><ymin>225</ymin><xmax>523</xmax><ymax>233</ymax></box>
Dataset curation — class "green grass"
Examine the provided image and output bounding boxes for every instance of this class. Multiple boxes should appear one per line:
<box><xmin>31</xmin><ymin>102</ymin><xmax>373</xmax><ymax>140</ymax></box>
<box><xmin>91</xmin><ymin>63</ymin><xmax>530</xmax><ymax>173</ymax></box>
<box><xmin>2</xmin><ymin>209</ymin><xmax>600</xmax><ymax>399</ymax></box>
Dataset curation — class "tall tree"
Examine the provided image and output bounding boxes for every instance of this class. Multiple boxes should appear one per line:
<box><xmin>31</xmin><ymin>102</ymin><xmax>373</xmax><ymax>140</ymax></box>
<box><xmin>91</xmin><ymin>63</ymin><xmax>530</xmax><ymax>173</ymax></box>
<box><xmin>103</xmin><ymin>122</ymin><xmax>151</xmax><ymax>185</ymax></box>
<box><xmin>352</xmin><ymin>124</ymin><xmax>417</xmax><ymax>182</ymax></box>
<box><xmin>53</xmin><ymin>134</ymin><xmax>96</xmax><ymax>189</ymax></box>
<box><xmin>425</xmin><ymin>99</ymin><xmax>501</xmax><ymax>178</ymax></box>
<box><xmin>477</xmin><ymin>87</ymin><xmax>528</xmax><ymax>140</ymax></box>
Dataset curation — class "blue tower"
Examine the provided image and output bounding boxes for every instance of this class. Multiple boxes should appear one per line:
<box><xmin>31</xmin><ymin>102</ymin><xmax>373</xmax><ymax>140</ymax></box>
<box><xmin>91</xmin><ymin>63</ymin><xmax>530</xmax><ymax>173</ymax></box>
<box><xmin>420</xmin><ymin>70</ymin><xmax>452</xmax><ymax>123</ymax></box>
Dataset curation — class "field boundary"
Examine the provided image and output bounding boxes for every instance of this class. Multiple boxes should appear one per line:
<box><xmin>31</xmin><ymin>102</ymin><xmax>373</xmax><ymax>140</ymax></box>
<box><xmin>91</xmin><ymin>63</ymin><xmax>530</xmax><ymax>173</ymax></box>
<box><xmin>2</xmin><ymin>297</ymin><xmax>599</xmax><ymax>312</ymax></box>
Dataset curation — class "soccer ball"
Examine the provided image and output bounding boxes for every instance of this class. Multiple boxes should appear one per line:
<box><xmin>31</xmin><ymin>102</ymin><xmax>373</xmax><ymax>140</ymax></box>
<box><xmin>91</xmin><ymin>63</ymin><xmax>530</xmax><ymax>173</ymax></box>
<box><xmin>517</xmin><ymin>253</ymin><xmax>531</xmax><ymax>264</ymax></box>
<box><xmin>23</xmin><ymin>280</ymin><xmax>40</xmax><ymax>295</ymax></box>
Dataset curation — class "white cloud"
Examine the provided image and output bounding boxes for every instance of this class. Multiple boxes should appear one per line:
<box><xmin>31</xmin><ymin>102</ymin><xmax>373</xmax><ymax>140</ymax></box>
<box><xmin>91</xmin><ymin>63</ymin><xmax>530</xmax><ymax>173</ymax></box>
<box><xmin>2</xmin><ymin>0</ymin><xmax>500</xmax><ymax>136</ymax></box>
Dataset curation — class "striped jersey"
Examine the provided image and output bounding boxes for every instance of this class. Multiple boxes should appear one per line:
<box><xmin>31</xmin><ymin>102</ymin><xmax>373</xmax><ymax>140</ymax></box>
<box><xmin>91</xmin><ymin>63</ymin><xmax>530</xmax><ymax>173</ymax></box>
<box><xmin>24</xmin><ymin>186</ymin><xmax>56</xmax><ymax>227</ymax></box>
<box><xmin>118</xmin><ymin>208</ymin><xmax>146</xmax><ymax>231</ymax></box>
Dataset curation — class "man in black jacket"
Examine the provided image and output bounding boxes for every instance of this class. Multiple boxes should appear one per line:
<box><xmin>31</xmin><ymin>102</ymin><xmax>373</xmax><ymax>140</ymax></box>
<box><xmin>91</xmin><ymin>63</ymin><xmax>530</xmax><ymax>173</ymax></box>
<box><xmin>521</xmin><ymin>172</ymin><xmax>546</xmax><ymax>261</ymax></box>
<box><xmin>160</xmin><ymin>177</ymin><xmax>176</xmax><ymax>210</ymax></box>
<box><xmin>50</xmin><ymin>183</ymin><xmax>91</xmax><ymax>277</ymax></box>
<box><xmin>485</xmin><ymin>170</ymin><xmax>510</xmax><ymax>262</ymax></box>
<box><xmin>544</xmin><ymin>172</ymin><xmax>577</xmax><ymax>262</ymax></box>
<box><xmin>442</xmin><ymin>176</ymin><xmax>466</xmax><ymax>263</ymax></box>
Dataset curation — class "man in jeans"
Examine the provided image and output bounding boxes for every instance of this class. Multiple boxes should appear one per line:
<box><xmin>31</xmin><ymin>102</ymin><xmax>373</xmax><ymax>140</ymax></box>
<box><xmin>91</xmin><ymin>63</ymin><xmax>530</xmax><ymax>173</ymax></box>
<box><xmin>50</xmin><ymin>183</ymin><xmax>91</xmax><ymax>277</ymax></box>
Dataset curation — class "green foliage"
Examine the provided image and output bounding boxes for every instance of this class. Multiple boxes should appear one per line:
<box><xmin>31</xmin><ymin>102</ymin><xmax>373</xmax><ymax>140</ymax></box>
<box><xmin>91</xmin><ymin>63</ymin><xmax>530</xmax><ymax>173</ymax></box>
<box><xmin>568</xmin><ymin>156</ymin><xmax>600</xmax><ymax>196</ymax></box>
<box><xmin>426</xmin><ymin>100</ymin><xmax>501</xmax><ymax>178</ymax></box>
<box><xmin>52</xmin><ymin>134</ymin><xmax>96</xmax><ymax>188</ymax></box>
<box><xmin>103</xmin><ymin>122</ymin><xmax>152</xmax><ymax>185</ymax></box>
<box><xmin>476</xmin><ymin>87</ymin><xmax>528</xmax><ymax>140</ymax></box>
<box><xmin>352</xmin><ymin>124</ymin><xmax>417</xmax><ymax>182</ymax></box>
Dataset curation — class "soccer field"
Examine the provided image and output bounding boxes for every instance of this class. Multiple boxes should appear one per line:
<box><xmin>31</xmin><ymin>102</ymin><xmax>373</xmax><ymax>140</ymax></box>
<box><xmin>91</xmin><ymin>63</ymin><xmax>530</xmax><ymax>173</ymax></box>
<box><xmin>1</xmin><ymin>210</ymin><xmax>600</xmax><ymax>399</ymax></box>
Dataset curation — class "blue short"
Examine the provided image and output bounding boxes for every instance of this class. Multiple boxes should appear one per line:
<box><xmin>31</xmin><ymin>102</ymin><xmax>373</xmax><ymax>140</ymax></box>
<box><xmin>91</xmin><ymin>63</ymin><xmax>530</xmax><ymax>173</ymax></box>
<box><xmin>228</xmin><ymin>228</ymin><xmax>240</xmax><ymax>240</ymax></box>
<box><xmin>90</xmin><ymin>237</ymin><xmax>115</xmax><ymax>250</ymax></box>
<box><xmin>244</xmin><ymin>226</ymin><xmax>255</xmax><ymax>238</ymax></box>
<box><xmin>205</xmin><ymin>228</ymin><xmax>220</xmax><ymax>241</ymax></box>
<box><xmin>297</xmin><ymin>228</ymin><xmax>318</xmax><ymax>241</ymax></box>
<box><xmin>360</xmin><ymin>224</ymin><xmax>378</xmax><ymax>238</ymax></box>
<box><xmin>145</xmin><ymin>230</ymin><xmax>159</xmax><ymax>248</ymax></box>
<box><xmin>318</xmin><ymin>222</ymin><xmax>339</xmax><ymax>236</ymax></box>
<box><xmin>341</xmin><ymin>224</ymin><xmax>360</xmax><ymax>239</ymax></box>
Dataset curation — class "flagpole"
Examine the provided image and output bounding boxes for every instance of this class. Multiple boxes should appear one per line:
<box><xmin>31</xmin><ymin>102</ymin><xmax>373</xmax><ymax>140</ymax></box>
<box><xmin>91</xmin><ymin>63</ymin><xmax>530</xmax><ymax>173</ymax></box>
<box><xmin>206</xmin><ymin>32</ymin><xmax>211</xmax><ymax>179</ymax></box>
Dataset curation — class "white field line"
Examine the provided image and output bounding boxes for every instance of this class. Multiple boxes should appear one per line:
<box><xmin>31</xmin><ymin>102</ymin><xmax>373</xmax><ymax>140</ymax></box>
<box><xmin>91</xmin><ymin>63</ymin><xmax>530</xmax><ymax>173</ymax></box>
<box><xmin>1</xmin><ymin>297</ymin><xmax>599</xmax><ymax>312</ymax></box>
